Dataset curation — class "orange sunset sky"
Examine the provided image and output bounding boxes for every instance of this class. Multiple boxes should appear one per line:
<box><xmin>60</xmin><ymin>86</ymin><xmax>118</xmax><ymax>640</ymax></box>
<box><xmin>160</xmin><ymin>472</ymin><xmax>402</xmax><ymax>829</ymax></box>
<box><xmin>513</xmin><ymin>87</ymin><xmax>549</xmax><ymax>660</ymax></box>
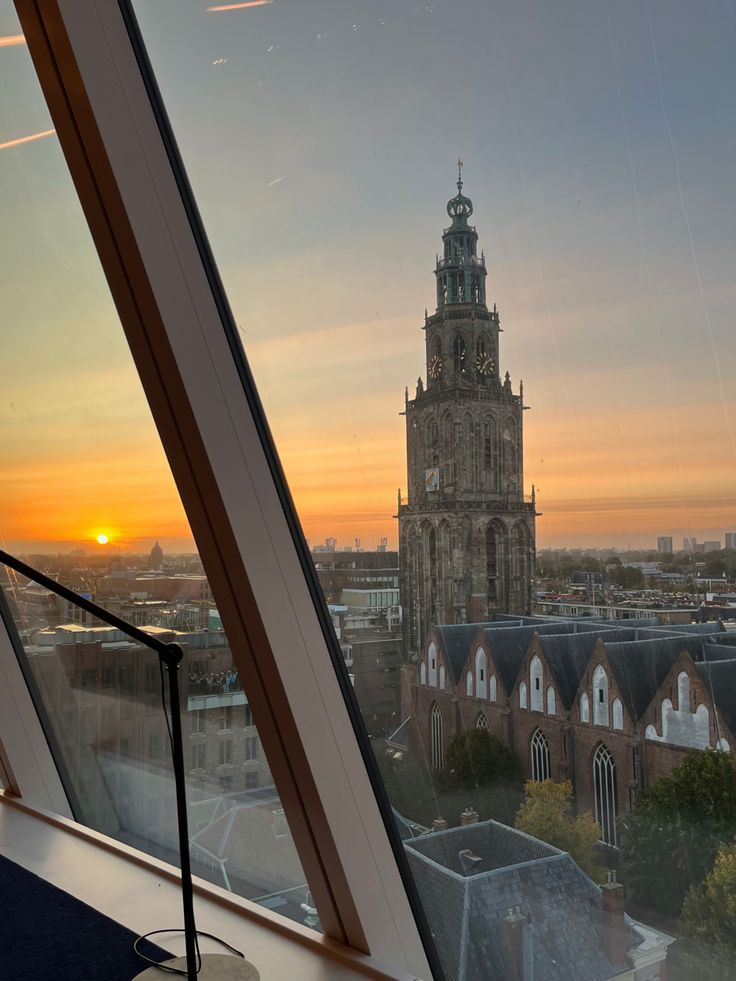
<box><xmin>2</xmin><ymin>1</ymin><xmax>736</xmax><ymax>554</ymax></box>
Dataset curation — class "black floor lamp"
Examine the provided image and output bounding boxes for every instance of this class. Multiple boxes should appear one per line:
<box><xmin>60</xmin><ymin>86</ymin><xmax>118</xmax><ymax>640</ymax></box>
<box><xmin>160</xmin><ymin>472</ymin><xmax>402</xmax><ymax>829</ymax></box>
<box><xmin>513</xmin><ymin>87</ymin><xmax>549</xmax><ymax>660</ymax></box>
<box><xmin>0</xmin><ymin>549</ymin><xmax>259</xmax><ymax>981</ymax></box>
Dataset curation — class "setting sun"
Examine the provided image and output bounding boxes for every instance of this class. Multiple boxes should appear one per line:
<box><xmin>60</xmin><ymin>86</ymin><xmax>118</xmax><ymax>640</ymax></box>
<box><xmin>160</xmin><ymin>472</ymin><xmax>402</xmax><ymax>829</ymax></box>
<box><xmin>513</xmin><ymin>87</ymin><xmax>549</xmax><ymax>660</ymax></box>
<box><xmin>96</xmin><ymin>534</ymin><xmax>109</xmax><ymax>545</ymax></box>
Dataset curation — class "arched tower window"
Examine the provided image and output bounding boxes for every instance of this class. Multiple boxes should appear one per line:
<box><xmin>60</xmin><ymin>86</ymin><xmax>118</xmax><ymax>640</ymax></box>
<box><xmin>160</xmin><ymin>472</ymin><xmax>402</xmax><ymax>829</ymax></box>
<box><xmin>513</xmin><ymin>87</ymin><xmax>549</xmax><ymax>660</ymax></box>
<box><xmin>431</xmin><ymin>703</ymin><xmax>444</xmax><ymax>772</ymax></box>
<box><xmin>428</xmin><ymin>641</ymin><xmax>437</xmax><ymax>688</ymax></box>
<box><xmin>475</xmin><ymin>648</ymin><xmax>487</xmax><ymax>699</ymax></box>
<box><xmin>486</xmin><ymin>523</ymin><xmax>500</xmax><ymax>602</ymax></box>
<box><xmin>531</xmin><ymin>729</ymin><xmax>550</xmax><ymax>782</ymax></box>
<box><xmin>546</xmin><ymin>687</ymin><xmax>556</xmax><ymax>717</ymax></box>
<box><xmin>490</xmin><ymin>675</ymin><xmax>497</xmax><ymax>702</ymax></box>
<box><xmin>519</xmin><ymin>681</ymin><xmax>528</xmax><ymax>709</ymax></box>
<box><xmin>466</xmin><ymin>671</ymin><xmax>473</xmax><ymax>697</ymax></box>
<box><xmin>593</xmin><ymin>744</ymin><xmax>618</xmax><ymax>846</ymax></box>
<box><xmin>579</xmin><ymin>692</ymin><xmax>590</xmax><ymax>723</ymax></box>
<box><xmin>476</xmin><ymin>713</ymin><xmax>488</xmax><ymax>731</ymax></box>
<box><xmin>427</xmin><ymin>419</ymin><xmax>439</xmax><ymax>466</ymax></box>
<box><xmin>592</xmin><ymin>665</ymin><xmax>609</xmax><ymax>726</ymax></box>
<box><xmin>439</xmin><ymin>665</ymin><xmax>446</xmax><ymax>690</ymax></box>
<box><xmin>612</xmin><ymin>698</ymin><xmax>623</xmax><ymax>731</ymax></box>
<box><xmin>530</xmin><ymin>655</ymin><xmax>543</xmax><ymax>712</ymax></box>
<box><xmin>453</xmin><ymin>334</ymin><xmax>467</xmax><ymax>374</ymax></box>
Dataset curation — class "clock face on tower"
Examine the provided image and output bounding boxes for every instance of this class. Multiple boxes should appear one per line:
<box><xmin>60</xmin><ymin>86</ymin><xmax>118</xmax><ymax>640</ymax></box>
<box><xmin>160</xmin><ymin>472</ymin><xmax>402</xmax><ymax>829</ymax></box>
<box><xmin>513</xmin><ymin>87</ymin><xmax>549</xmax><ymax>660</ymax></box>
<box><xmin>428</xmin><ymin>354</ymin><xmax>444</xmax><ymax>379</ymax></box>
<box><xmin>476</xmin><ymin>352</ymin><xmax>495</xmax><ymax>375</ymax></box>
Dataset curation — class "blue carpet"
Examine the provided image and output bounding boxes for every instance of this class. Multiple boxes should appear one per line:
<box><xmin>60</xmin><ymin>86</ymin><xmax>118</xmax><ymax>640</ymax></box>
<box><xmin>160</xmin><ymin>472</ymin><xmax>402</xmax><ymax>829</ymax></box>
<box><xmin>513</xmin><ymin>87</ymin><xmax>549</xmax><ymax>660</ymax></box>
<box><xmin>0</xmin><ymin>854</ymin><xmax>172</xmax><ymax>980</ymax></box>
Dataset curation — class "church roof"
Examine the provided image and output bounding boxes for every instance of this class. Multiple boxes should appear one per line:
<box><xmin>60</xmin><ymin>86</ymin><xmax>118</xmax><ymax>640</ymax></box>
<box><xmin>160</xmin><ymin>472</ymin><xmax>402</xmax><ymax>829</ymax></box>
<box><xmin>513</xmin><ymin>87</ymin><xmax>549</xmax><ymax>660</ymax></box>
<box><xmin>538</xmin><ymin>630</ymin><xmax>633</xmax><ymax>708</ymax></box>
<box><xmin>695</xmin><ymin>658</ymin><xmax>736</xmax><ymax>736</ymax></box>
<box><xmin>603</xmin><ymin>634</ymin><xmax>734</xmax><ymax>721</ymax></box>
<box><xmin>434</xmin><ymin>624</ymin><xmax>490</xmax><ymax>684</ymax></box>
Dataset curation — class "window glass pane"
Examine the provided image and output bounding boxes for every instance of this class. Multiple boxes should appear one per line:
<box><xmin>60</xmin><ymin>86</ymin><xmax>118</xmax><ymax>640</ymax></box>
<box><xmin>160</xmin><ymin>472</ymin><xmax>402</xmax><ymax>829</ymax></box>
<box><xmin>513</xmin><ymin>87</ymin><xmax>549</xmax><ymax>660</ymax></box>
<box><xmin>0</xmin><ymin>1</ymin><xmax>315</xmax><ymax>930</ymax></box>
<box><xmin>129</xmin><ymin>1</ymin><xmax>736</xmax><ymax>977</ymax></box>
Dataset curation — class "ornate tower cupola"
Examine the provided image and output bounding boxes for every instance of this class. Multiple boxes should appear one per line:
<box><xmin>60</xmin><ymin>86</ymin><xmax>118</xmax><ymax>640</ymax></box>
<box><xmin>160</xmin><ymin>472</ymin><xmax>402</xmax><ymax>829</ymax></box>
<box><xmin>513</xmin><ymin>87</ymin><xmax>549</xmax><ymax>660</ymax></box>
<box><xmin>435</xmin><ymin>160</ymin><xmax>487</xmax><ymax>309</ymax></box>
<box><xmin>399</xmin><ymin>163</ymin><xmax>537</xmax><ymax>659</ymax></box>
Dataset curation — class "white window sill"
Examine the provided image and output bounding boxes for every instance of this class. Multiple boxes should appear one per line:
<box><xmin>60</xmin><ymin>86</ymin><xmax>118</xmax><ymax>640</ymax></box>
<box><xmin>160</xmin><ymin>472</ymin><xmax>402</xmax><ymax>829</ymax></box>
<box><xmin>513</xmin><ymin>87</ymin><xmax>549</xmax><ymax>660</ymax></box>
<box><xmin>0</xmin><ymin>793</ymin><xmax>420</xmax><ymax>981</ymax></box>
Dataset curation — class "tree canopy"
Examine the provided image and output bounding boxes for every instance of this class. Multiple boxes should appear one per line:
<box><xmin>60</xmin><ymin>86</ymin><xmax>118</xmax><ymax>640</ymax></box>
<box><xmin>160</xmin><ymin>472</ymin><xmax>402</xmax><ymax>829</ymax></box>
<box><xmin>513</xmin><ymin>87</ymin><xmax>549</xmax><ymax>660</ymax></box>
<box><xmin>446</xmin><ymin>728</ymin><xmax>518</xmax><ymax>789</ymax></box>
<box><xmin>514</xmin><ymin>779</ymin><xmax>605</xmax><ymax>882</ymax></box>
<box><xmin>619</xmin><ymin>748</ymin><xmax>736</xmax><ymax>917</ymax></box>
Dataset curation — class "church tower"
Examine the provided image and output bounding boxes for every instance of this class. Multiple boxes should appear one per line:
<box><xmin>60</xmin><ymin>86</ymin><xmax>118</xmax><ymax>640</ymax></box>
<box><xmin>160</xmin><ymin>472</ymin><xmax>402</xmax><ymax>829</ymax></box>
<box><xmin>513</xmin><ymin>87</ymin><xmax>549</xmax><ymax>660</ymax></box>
<box><xmin>398</xmin><ymin>165</ymin><xmax>536</xmax><ymax>658</ymax></box>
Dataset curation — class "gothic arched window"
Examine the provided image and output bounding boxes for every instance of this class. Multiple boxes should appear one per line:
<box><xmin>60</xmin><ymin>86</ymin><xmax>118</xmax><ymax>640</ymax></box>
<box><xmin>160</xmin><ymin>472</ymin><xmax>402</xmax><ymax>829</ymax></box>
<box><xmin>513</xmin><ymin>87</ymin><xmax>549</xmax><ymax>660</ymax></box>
<box><xmin>475</xmin><ymin>648</ymin><xmax>487</xmax><ymax>699</ymax></box>
<box><xmin>490</xmin><ymin>674</ymin><xmax>497</xmax><ymax>702</ymax></box>
<box><xmin>546</xmin><ymin>686</ymin><xmax>556</xmax><ymax>717</ymax></box>
<box><xmin>519</xmin><ymin>681</ymin><xmax>528</xmax><ymax>709</ymax></box>
<box><xmin>593</xmin><ymin>666</ymin><xmax>609</xmax><ymax>726</ymax></box>
<box><xmin>580</xmin><ymin>692</ymin><xmax>590</xmax><ymax>723</ymax></box>
<box><xmin>439</xmin><ymin>665</ymin><xmax>446</xmax><ymax>690</ymax></box>
<box><xmin>476</xmin><ymin>713</ymin><xmax>488</xmax><ymax>731</ymax></box>
<box><xmin>531</xmin><ymin>728</ymin><xmax>550</xmax><ymax>782</ymax></box>
<box><xmin>431</xmin><ymin>703</ymin><xmax>444</xmax><ymax>772</ymax></box>
<box><xmin>530</xmin><ymin>655</ymin><xmax>543</xmax><ymax>711</ymax></box>
<box><xmin>420</xmin><ymin>661</ymin><xmax>426</xmax><ymax>685</ymax></box>
<box><xmin>453</xmin><ymin>334</ymin><xmax>467</xmax><ymax>374</ymax></box>
<box><xmin>428</xmin><ymin>641</ymin><xmax>437</xmax><ymax>688</ymax></box>
<box><xmin>427</xmin><ymin>419</ymin><xmax>439</xmax><ymax>466</ymax></box>
<box><xmin>612</xmin><ymin>698</ymin><xmax>623</xmax><ymax>730</ymax></box>
<box><xmin>678</xmin><ymin>671</ymin><xmax>690</xmax><ymax>712</ymax></box>
<box><xmin>593</xmin><ymin>744</ymin><xmax>618</xmax><ymax>846</ymax></box>
<box><xmin>486</xmin><ymin>523</ymin><xmax>499</xmax><ymax>602</ymax></box>
<box><xmin>466</xmin><ymin>671</ymin><xmax>473</xmax><ymax>697</ymax></box>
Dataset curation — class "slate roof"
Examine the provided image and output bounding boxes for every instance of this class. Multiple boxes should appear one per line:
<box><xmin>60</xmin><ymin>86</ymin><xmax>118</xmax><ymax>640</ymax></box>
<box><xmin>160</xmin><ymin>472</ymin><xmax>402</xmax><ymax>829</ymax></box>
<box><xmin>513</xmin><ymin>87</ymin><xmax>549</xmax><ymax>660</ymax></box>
<box><xmin>435</xmin><ymin>624</ymin><xmax>492</xmax><ymax>684</ymax></box>
<box><xmin>695</xmin><ymin>659</ymin><xmax>736</xmax><ymax>736</ymax></box>
<box><xmin>386</xmin><ymin>715</ymin><xmax>412</xmax><ymax>751</ymax></box>
<box><xmin>537</xmin><ymin>630</ymin><xmax>636</xmax><ymax>708</ymax></box>
<box><xmin>405</xmin><ymin>820</ymin><xmax>647</xmax><ymax>981</ymax></box>
<box><xmin>603</xmin><ymin>634</ymin><xmax>730</xmax><ymax>721</ymax></box>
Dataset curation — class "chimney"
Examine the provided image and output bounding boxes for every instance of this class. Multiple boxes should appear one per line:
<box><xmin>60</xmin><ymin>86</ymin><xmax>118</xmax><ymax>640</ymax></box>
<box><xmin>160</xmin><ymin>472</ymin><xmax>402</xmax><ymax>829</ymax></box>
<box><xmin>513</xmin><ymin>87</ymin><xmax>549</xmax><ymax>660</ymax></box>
<box><xmin>502</xmin><ymin>907</ymin><xmax>526</xmax><ymax>981</ymax></box>
<box><xmin>432</xmin><ymin>817</ymin><xmax>448</xmax><ymax>833</ymax></box>
<box><xmin>458</xmin><ymin>848</ymin><xmax>482</xmax><ymax>875</ymax></box>
<box><xmin>460</xmin><ymin>806</ymin><xmax>479</xmax><ymax>826</ymax></box>
<box><xmin>600</xmin><ymin>870</ymin><xmax>627</xmax><ymax>967</ymax></box>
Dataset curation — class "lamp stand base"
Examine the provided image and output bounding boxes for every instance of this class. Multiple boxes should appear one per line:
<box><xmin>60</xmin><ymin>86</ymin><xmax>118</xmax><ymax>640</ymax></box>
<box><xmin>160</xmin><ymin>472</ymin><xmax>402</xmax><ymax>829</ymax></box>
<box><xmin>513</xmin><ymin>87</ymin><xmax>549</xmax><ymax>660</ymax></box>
<box><xmin>135</xmin><ymin>953</ymin><xmax>260</xmax><ymax>979</ymax></box>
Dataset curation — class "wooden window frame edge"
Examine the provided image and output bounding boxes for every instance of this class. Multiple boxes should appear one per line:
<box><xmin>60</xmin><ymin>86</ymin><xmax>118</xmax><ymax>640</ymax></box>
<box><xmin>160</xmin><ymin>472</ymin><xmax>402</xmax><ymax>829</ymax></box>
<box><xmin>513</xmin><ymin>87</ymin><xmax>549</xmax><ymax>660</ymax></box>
<box><xmin>12</xmin><ymin>0</ymin><xmax>434</xmax><ymax>976</ymax></box>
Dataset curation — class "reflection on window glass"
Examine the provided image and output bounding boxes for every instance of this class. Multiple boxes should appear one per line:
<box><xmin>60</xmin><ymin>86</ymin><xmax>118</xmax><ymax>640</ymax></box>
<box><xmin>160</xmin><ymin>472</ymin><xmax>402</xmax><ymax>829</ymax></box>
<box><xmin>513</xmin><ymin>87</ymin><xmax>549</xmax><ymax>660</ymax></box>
<box><xmin>0</xmin><ymin>0</ymin><xmax>315</xmax><ymax>931</ymax></box>
<box><xmin>131</xmin><ymin>0</ymin><xmax>736</xmax><ymax>976</ymax></box>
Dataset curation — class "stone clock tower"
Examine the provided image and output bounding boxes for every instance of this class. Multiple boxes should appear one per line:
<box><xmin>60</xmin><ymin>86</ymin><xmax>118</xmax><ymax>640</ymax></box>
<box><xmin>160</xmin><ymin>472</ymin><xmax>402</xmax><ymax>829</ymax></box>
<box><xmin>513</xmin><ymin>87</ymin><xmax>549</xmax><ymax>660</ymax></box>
<box><xmin>398</xmin><ymin>165</ymin><xmax>536</xmax><ymax>658</ymax></box>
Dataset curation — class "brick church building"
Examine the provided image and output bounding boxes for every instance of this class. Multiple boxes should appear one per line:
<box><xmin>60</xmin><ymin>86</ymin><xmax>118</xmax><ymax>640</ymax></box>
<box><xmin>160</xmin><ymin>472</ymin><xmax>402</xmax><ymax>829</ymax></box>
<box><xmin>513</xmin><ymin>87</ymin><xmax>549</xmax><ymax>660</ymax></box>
<box><xmin>405</xmin><ymin>615</ymin><xmax>736</xmax><ymax>843</ymax></box>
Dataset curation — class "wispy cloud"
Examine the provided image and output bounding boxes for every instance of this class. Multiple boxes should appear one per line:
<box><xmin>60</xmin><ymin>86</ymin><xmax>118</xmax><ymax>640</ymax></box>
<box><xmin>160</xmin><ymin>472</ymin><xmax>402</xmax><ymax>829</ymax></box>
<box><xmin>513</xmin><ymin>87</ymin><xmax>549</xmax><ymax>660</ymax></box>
<box><xmin>0</xmin><ymin>34</ymin><xmax>25</xmax><ymax>48</ymax></box>
<box><xmin>0</xmin><ymin>128</ymin><xmax>55</xmax><ymax>152</ymax></box>
<box><xmin>206</xmin><ymin>0</ymin><xmax>272</xmax><ymax>11</ymax></box>
<box><xmin>267</xmin><ymin>175</ymin><xmax>285</xmax><ymax>187</ymax></box>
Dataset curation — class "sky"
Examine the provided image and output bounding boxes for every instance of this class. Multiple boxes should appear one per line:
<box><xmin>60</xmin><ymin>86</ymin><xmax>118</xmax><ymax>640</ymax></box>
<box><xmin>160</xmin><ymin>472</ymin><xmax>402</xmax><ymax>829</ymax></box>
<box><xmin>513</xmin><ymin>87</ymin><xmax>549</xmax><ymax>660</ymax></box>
<box><xmin>1</xmin><ymin>0</ymin><xmax>736</xmax><ymax>553</ymax></box>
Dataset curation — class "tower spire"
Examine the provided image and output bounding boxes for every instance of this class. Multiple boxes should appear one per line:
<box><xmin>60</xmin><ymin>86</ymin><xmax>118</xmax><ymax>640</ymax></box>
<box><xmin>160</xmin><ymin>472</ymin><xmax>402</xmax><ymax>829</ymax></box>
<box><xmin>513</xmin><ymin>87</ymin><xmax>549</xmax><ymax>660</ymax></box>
<box><xmin>457</xmin><ymin>156</ymin><xmax>463</xmax><ymax>192</ymax></box>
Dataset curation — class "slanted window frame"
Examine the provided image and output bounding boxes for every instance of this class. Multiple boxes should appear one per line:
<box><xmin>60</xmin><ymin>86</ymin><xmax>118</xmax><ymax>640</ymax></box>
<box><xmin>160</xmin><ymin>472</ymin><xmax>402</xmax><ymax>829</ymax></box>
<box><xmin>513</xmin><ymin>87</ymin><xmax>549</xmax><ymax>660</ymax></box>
<box><xmin>4</xmin><ymin>2</ymin><xmax>433</xmax><ymax>976</ymax></box>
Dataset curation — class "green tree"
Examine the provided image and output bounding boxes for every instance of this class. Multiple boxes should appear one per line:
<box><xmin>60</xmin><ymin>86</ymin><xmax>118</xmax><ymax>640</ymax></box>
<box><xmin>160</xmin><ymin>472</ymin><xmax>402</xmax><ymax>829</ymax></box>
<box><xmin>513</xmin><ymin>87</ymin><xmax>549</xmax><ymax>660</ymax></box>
<box><xmin>514</xmin><ymin>779</ymin><xmax>605</xmax><ymax>881</ymax></box>
<box><xmin>610</xmin><ymin>564</ymin><xmax>644</xmax><ymax>588</ymax></box>
<box><xmin>619</xmin><ymin>748</ymin><xmax>736</xmax><ymax>917</ymax></box>
<box><xmin>446</xmin><ymin>728</ymin><xmax>518</xmax><ymax>789</ymax></box>
<box><xmin>680</xmin><ymin>840</ymin><xmax>736</xmax><ymax>948</ymax></box>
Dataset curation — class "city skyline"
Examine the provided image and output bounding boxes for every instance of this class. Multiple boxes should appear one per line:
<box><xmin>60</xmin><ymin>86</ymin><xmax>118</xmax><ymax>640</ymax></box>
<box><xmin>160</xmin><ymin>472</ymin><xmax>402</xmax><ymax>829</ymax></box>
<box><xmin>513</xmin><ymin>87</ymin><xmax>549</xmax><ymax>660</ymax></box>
<box><xmin>2</xmin><ymin>1</ymin><xmax>736</xmax><ymax>554</ymax></box>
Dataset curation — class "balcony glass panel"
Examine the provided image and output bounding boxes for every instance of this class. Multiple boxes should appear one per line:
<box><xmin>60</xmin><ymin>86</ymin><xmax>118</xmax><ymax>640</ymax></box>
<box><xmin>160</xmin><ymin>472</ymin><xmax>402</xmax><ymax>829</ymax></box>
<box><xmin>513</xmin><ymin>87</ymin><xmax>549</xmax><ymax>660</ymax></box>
<box><xmin>0</xmin><ymin>0</ymin><xmax>314</xmax><ymax>930</ymax></box>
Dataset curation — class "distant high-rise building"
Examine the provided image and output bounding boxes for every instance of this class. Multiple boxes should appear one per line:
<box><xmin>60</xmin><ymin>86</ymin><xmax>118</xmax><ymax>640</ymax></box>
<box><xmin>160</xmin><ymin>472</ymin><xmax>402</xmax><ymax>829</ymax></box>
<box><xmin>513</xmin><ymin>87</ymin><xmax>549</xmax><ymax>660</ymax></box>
<box><xmin>150</xmin><ymin>540</ymin><xmax>163</xmax><ymax>569</ymax></box>
<box><xmin>725</xmin><ymin>533</ymin><xmax>736</xmax><ymax>551</ymax></box>
<box><xmin>683</xmin><ymin>537</ymin><xmax>697</xmax><ymax>553</ymax></box>
<box><xmin>657</xmin><ymin>536</ymin><xmax>673</xmax><ymax>554</ymax></box>
<box><xmin>704</xmin><ymin>540</ymin><xmax>721</xmax><ymax>552</ymax></box>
